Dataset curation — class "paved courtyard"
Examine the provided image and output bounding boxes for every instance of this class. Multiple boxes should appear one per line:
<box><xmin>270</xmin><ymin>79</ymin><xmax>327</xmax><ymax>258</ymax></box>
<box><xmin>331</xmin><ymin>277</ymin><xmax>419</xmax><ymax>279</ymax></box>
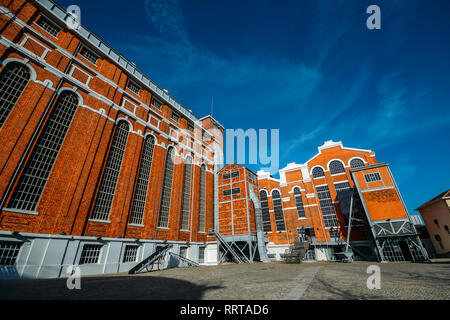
<box><xmin>0</xmin><ymin>260</ymin><xmax>449</xmax><ymax>300</ymax></box>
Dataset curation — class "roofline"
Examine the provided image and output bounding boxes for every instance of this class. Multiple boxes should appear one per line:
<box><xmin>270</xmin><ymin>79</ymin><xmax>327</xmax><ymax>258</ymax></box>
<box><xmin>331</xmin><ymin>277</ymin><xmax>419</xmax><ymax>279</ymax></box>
<box><xmin>199</xmin><ymin>115</ymin><xmax>225</xmax><ymax>130</ymax></box>
<box><xmin>350</xmin><ymin>162</ymin><xmax>389</xmax><ymax>172</ymax></box>
<box><xmin>415</xmin><ymin>190</ymin><xmax>450</xmax><ymax>211</ymax></box>
<box><xmin>36</xmin><ymin>0</ymin><xmax>199</xmax><ymax>123</ymax></box>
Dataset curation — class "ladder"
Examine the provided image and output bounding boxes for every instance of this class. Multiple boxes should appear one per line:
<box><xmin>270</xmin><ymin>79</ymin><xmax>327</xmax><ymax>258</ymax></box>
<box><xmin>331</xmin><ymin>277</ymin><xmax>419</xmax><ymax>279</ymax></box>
<box><xmin>128</xmin><ymin>244</ymin><xmax>173</xmax><ymax>274</ymax></box>
<box><xmin>168</xmin><ymin>252</ymin><xmax>200</xmax><ymax>267</ymax></box>
<box><xmin>209</xmin><ymin>229</ymin><xmax>250</xmax><ymax>263</ymax></box>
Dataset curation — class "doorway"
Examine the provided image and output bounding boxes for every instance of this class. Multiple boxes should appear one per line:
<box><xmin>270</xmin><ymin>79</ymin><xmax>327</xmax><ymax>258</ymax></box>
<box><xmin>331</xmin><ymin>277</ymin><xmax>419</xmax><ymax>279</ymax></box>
<box><xmin>399</xmin><ymin>241</ymin><xmax>413</xmax><ymax>261</ymax></box>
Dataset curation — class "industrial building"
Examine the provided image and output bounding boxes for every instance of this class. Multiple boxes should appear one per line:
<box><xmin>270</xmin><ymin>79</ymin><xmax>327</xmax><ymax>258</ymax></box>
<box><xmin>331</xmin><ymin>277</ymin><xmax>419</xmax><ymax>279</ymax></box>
<box><xmin>0</xmin><ymin>0</ymin><xmax>429</xmax><ymax>280</ymax></box>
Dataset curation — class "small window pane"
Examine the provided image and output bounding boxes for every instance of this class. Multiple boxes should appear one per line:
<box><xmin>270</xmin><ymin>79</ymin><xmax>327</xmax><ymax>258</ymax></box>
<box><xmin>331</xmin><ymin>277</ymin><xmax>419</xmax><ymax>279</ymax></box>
<box><xmin>127</xmin><ymin>80</ymin><xmax>140</xmax><ymax>95</ymax></box>
<box><xmin>312</xmin><ymin>167</ymin><xmax>325</xmax><ymax>178</ymax></box>
<box><xmin>79</xmin><ymin>244</ymin><xmax>102</xmax><ymax>264</ymax></box>
<box><xmin>79</xmin><ymin>46</ymin><xmax>98</xmax><ymax>64</ymax></box>
<box><xmin>36</xmin><ymin>16</ymin><xmax>60</xmax><ymax>37</ymax></box>
<box><xmin>329</xmin><ymin>160</ymin><xmax>345</xmax><ymax>175</ymax></box>
<box><xmin>0</xmin><ymin>241</ymin><xmax>23</xmax><ymax>266</ymax></box>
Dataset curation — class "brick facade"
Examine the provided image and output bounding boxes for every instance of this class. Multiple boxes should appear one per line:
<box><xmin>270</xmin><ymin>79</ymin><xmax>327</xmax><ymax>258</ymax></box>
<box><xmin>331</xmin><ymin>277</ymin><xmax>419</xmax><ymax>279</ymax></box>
<box><xmin>0</xmin><ymin>0</ymin><xmax>221</xmax><ymax>243</ymax></box>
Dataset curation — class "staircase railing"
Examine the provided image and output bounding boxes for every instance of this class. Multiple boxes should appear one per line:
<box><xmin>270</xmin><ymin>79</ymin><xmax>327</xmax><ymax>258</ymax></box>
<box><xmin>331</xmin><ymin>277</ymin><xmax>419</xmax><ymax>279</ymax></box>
<box><xmin>128</xmin><ymin>244</ymin><xmax>172</xmax><ymax>274</ymax></box>
<box><xmin>209</xmin><ymin>229</ymin><xmax>250</xmax><ymax>263</ymax></box>
<box><xmin>168</xmin><ymin>252</ymin><xmax>200</xmax><ymax>267</ymax></box>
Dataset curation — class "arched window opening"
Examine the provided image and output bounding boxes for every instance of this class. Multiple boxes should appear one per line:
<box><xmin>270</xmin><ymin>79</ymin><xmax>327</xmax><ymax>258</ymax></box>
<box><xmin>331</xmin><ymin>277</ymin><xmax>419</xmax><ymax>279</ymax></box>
<box><xmin>293</xmin><ymin>187</ymin><xmax>306</xmax><ymax>218</ymax></box>
<box><xmin>198</xmin><ymin>164</ymin><xmax>206</xmax><ymax>232</ymax></box>
<box><xmin>158</xmin><ymin>147</ymin><xmax>175</xmax><ymax>228</ymax></box>
<box><xmin>272</xmin><ymin>190</ymin><xmax>285</xmax><ymax>231</ymax></box>
<box><xmin>329</xmin><ymin>160</ymin><xmax>345</xmax><ymax>175</ymax></box>
<box><xmin>259</xmin><ymin>190</ymin><xmax>272</xmax><ymax>232</ymax></box>
<box><xmin>129</xmin><ymin>135</ymin><xmax>155</xmax><ymax>225</ymax></box>
<box><xmin>8</xmin><ymin>91</ymin><xmax>79</xmax><ymax>211</ymax></box>
<box><xmin>312</xmin><ymin>167</ymin><xmax>325</xmax><ymax>178</ymax></box>
<box><xmin>180</xmin><ymin>157</ymin><xmax>192</xmax><ymax>230</ymax></box>
<box><xmin>350</xmin><ymin>158</ymin><xmax>365</xmax><ymax>169</ymax></box>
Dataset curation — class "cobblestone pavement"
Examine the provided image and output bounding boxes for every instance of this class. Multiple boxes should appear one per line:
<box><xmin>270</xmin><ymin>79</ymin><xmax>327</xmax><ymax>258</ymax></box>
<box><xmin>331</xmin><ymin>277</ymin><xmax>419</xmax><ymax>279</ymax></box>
<box><xmin>0</xmin><ymin>261</ymin><xmax>449</xmax><ymax>300</ymax></box>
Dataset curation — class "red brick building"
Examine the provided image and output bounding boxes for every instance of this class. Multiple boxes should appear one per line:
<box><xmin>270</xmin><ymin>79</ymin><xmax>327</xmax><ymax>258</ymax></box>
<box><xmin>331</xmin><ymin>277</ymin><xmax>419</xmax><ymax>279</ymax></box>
<box><xmin>0</xmin><ymin>0</ymin><xmax>223</xmax><ymax>279</ymax></box>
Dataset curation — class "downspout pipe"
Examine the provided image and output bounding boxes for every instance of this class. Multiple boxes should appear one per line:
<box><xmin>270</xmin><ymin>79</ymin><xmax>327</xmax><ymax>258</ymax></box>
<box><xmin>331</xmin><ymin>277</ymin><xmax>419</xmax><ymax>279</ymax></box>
<box><xmin>248</xmin><ymin>183</ymin><xmax>270</xmax><ymax>263</ymax></box>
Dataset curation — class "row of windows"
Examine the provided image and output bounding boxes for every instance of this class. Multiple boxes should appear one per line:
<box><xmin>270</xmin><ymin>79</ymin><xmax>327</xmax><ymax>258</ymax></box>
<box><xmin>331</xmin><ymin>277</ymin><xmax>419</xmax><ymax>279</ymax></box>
<box><xmin>0</xmin><ymin>241</ymin><xmax>206</xmax><ymax>267</ymax></box>
<box><xmin>223</xmin><ymin>170</ymin><xmax>240</xmax><ymax>181</ymax></box>
<box><xmin>0</xmin><ymin>62</ymin><xmax>207</xmax><ymax>231</ymax></box>
<box><xmin>35</xmin><ymin>15</ymin><xmax>194</xmax><ymax>133</ymax></box>
<box><xmin>311</xmin><ymin>158</ymin><xmax>366</xmax><ymax>178</ymax></box>
<box><xmin>364</xmin><ymin>172</ymin><xmax>382</xmax><ymax>183</ymax></box>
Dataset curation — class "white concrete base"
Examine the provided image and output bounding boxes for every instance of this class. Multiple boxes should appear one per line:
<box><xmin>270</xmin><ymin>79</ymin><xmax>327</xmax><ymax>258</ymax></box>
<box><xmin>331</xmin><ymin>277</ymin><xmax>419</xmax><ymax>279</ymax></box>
<box><xmin>266</xmin><ymin>243</ymin><xmax>290</xmax><ymax>261</ymax></box>
<box><xmin>0</xmin><ymin>231</ymin><xmax>218</xmax><ymax>280</ymax></box>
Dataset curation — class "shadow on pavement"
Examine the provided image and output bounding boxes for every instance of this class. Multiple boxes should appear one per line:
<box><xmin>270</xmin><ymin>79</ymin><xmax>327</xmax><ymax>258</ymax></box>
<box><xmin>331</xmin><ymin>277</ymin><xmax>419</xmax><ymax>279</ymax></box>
<box><xmin>0</xmin><ymin>275</ymin><xmax>224</xmax><ymax>300</ymax></box>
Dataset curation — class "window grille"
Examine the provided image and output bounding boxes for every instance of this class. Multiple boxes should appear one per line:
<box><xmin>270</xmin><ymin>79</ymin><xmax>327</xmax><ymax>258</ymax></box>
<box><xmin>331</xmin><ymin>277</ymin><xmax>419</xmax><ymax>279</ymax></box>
<box><xmin>0</xmin><ymin>63</ymin><xmax>31</xmax><ymax>129</ymax></box>
<box><xmin>198</xmin><ymin>165</ymin><xmax>206</xmax><ymax>232</ymax></box>
<box><xmin>329</xmin><ymin>160</ymin><xmax>345</xmax><ymax>174</ymax></box>
<box><xmin>79</xmin><ymin>46</ymin><xmax>98</xmax><ymax>64</ymax></box>
<box><xmin>316</xmin><ymin>185</ymin><xmax>338</xmax><ymax>228</ymax></box>
<box><xmin>79</xmin><ymin>244</ymin><xmax>102</xmax><ymax>264</ymax></box>
<box><xmin>198</xmin><ymin>247</ymin><xmax>205</xmax><ymax>263</ymax></box>
<box><xmin>91</xmin><ymin>121</ymin><xmax>130</xmax><ymax>220</ymax></box>
<box><xmin>260</xmin><ymin>191</ymin><xmax>272</xmax><ymax>232</ymax></box>
<box><xmin>36</xmin><ymin>16</ymin><xmax>60</xmax><ymax>37</ymax></box>
<box><xmin>350</xmin><ymin>158</ymin><xmax>365</xmax><ymax>168</ymax></box>
<box><xmin>122</xmin><ymin>245</ymin><xmax>139</xmax><ymax>263</ymax></box>
<box><xmin>231</xmin><ymin>187</ymin><xmax>240</xmax><ymax>195</ymax></box>
<box><xmin>364</xmin><ymin>172</ymin><xmax>382</xmax><ymax>183</ymax></box>
<box><xmin>129</xmin><ymin>135</ymin><xmax>155</xmax><ymax>225</ymax></box>
<box><xmin>180</xmin><ymin>157</ymin><xmax>192</xmax><ymax>230</ymax></box>
<box><xmin>272</xmin><ymin>190</ymin><xmax>285</xmax><ymax>231</ymax></box>
<box><xmin>171</xmin><ymin>111</ymin><xmax>180</xmax><ymax>122</ymax></box>
<box><xmin>158</xmin><ymin>147</ymin><xmax>175</xmax><ymax>228</ymax></box>
<box><xmin>293</xmin><ymin>187</ymin><xmax>306</xmax><ymax>218</ymax></box>
<box><xmin>127</xmin><ymin>80</ymin><xmax>140</xmax><ymax>95</ymax></box>
<box><xmin>0</xmin><ymin>241</ymin><xmax>23</xmax><ymax>266</ymax></box>
<box><xmin>151</xmin><ymin>97</ymin><xmax>162</xmax><ymax>110</ymax></box>
<box><xmin>8</xmin><ymin>91</ymin><xmax>79</xmax><ymax>211</ymax></box>
<box><xmin>312</xmin><ymin>167</ymin><xmax>325</xmax><ymax>178</ymax></box>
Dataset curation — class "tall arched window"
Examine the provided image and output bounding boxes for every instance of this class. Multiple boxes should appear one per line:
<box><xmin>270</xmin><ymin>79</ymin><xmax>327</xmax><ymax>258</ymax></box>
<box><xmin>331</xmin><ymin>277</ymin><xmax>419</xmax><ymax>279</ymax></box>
<box><xmin>272</xmin><ymin>190</ymin><xmax>285</xmax><ymax>231</ymax></box>
<box><xmin>329</xmin><ymin>160</ymin><xmax>345</xmax><ymax>174</ymax></box>
<box><xmin>8</xmin><ymin>91</ymin><xmax>79</xmax><ymax>211</ymax></box>
<box><xmin>129</xmin><ymin>135</ymin><xmax>155</xmax><ymax>225</ymax></box>
<box><xmin>180</xmin><ymin>157</ymin><xmax>192</xmax><ymax>230</ymax></box>
<box><xmin>293</xmin><ymin>187</ymin><xmax>306</xmax><ymax>218</ymax></box>
<box><xmin>91</xmin><ymin>120</ymin><xmax>130</xmax><ymax>221</ymax></box>
<box><xmin>0</xmin><ymin>63</ymin><xmax>31</xmax><ymax>129</ymax></box>
<box><xmin>350</xmin><ymin>158</ymin><xmax>365</xmax><ymax>168</ymax></box>
<box><xmin>198</xmin><ymin>164</ymin><xmax>206</xmax><ymax>232</ymax></box>
<box><xmin>312</xmin><ymin>166</ymin><xmax>325</xmax><ymax>178</ymax></box>
<box><xmin>158</xmin><ymin>147</ymin><xmax>175</xmax><ymax>228</ymax></box>
<box><xmin>259</xmin><ymin>190</ymin><xmax>272</xmax><ymax>232</ymax></box>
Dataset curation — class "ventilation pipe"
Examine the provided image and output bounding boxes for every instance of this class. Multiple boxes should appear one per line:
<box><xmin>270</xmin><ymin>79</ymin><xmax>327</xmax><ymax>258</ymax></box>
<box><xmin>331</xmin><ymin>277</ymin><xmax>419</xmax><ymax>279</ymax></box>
<box><xmin>248</xmin><ymin>184</ymin><xmax>271</xmax><ymax>263</ymax></box>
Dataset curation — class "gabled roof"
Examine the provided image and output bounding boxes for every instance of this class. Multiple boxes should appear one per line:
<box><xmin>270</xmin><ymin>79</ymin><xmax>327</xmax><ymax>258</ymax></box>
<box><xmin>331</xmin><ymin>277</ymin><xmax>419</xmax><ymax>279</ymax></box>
<box><xmin>415</xmin><ymin>190</ymin><xmax>450</xmax><ymax>211</ymax></box>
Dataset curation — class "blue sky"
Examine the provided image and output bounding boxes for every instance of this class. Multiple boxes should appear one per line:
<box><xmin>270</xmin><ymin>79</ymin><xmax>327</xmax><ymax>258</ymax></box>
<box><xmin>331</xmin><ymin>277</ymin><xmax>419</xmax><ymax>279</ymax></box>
<box><xmin>59</xmin><ymin>0</ymin><xmax>450</xmax><ymax>215</ymax></box>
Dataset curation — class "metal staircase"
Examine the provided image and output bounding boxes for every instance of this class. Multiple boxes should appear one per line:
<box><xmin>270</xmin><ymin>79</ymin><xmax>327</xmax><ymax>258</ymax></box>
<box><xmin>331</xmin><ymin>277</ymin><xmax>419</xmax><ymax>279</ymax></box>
<box><xmin>128</xmin><ymin>244</ymin><xmax>173</xmax><ymax>274</ymax></box>
<box><xmin>209</xmin><ymin>229</ymin><xmax>250</xmax><ymax>263</ymax></box>
<box><xmin>168</xmin><ymin>252</ymin><xmax>200</xmax><ymax>267</ymax></box>
<box><xmin>281</xmin><ymin>241</ymin><xmax>311</xmax><ymax>263</ymax></box>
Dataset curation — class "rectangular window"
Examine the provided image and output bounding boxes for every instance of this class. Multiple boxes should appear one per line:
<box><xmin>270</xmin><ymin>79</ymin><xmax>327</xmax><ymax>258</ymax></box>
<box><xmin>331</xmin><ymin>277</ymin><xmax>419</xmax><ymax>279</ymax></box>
<box><xmin>223</xmin><ymin>189</ymin><xmax>231</xmax><ymax>196</ymax></box>
<box><xmin>231</xmin><ymin>171</ymin><xmax>240</xmax><ymax>179</ymax></box>
<box><xmin>188</xmin><ymin>122</ymin><xmax>194</xmax><ymax>132</ymax></box>
<box><xmin>334</xmin><ymin>182</ymin><xmax>364</xmax><ymax>225</ymax></box>
<box><xmin>231</xmin><ymin>187</ymin><xmax>241</xmax><ymax>195</ymax></box>
<box><xmin>364</xmin><ymin>172</ymin><xmax>382</xmax><ymax>183</ymax></box>
<box><xmin>79</xmin><ymin>46</ymin><xmax>99</xmax><ymax>65</ymax></box>
<box><xmin>316</xmin><ymin>185</ymin><xmax>338</xmax><ymax>228</ymax></box>
<box><xmin>0</xmin><ymin>241</ymin><xmax>23</xmax><ymax>266</ymax></box>
<box><xmin>127</xmin><ymin>80</ymin><xmax>140</xmax><ymax>95</ymax></box>
<box><xmin>79</xmin><ymin>244</ymin><xmax>102</xmax><ymax>265</ymax></box>
<box><xmin>247</xmin><ymin>171</ymin><xmax>256</xmax><ymax>181</ymax></box>
<box><xmin>123</xmin><ymin>245</ymin><xmax>139</xmax><ymax>263</ymax></box>
<box><xmin>180</xmin><ymin>247</ymin><xmax>187</xmax><ymax>258</ymax></box>
<box><xmin>223</xmin><ymin>173</ymin><xmax>231</xmax><ymax>181</ymax></box>
<box><xmin>171</xmin><ymin>111</ymin><xmax>180</xmax><ymax>122</ymax></box>
<box><xmin>198</xmin><ymin>247</ymin><xmax>205</xmax><ymax>264</ymax></box>
<box><xmin>151</xmin><ymin>97</ymin><xmax>162</xmax><ymax>110</ymax></box>
<box><xmin>36</xmin><ymin>16</ymin><xmax>60</xmax><ymax>37</ymax></box>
